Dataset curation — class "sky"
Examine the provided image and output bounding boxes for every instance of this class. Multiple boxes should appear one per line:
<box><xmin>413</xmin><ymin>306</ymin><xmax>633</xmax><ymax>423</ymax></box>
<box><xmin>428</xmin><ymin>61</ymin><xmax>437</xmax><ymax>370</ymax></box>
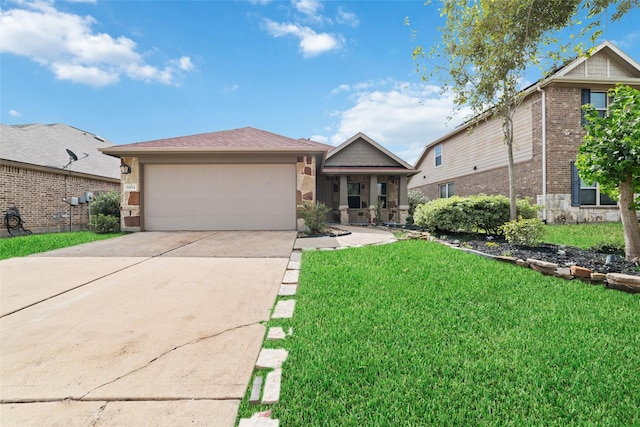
<box><xmin>1</xmin><ymin>0</ymin><xmax>639</xmax><ymax>165</ymax></box>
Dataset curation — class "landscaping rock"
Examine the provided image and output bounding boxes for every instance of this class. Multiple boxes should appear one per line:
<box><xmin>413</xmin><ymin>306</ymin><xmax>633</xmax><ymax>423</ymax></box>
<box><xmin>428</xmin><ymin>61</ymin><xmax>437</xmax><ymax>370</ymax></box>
<box><xmin>256</xmin><ymin>348</ymin><xmax>288</xmax><ymax>370</ymax></box>
<box><xmin>516</xmin><ymin>259</ymin><xmax>529</xmax><ymax>268</ymax></box>
<box><xmin>262</xmin><ymin>368</ymin><xmax>283</xmax><ymax>405</ymax></box>
<box><xmin>527</xmin><ymin>258</ymin><xmax>559</xmax><ymax>276</ymax></box>
<box><xmin>278</xmin><ymin>284</ymin><xmax>297</xmax><ymax>296</ymax></box>
<box><xmin>239</xmin><ymin>411</ymin><xmax>279</xmax><ymax>427</ymax></box>
<box><xmin>554</xmin><ymin>267</ymin><xmax>574</xmax><ymax>280</ymax></box>
<box><xmin>249</xmin><ymin>375</ymin><xmax>263</xmax><ymax>404</ymax></box>
<box><xmin>272</xmin><ymin>299</ymin><xmax>296</xmax><ymax>319</ymax></box>
<box><xmin>606</xmin><ymin>273</ymin><xmax>640</xmax><ymax>293</ymax></box>
<box><xmin>282</xmin><ymin>270</ymin><xmax>299</xmax><ymax>284</ymax></box>
<box><xmin>590</xmin><ymin>272</ymin><xmax>607</xmax><ymax>282</ymax></box>
<box><xmin>495</xmin><ymin>255</ymin><xmax>517</xmax><ymax>264</ymax></box>
<box><xmin>570</xmin><ymin>265</ymin><xmax>593</xmax><ymax>278</ymax></box>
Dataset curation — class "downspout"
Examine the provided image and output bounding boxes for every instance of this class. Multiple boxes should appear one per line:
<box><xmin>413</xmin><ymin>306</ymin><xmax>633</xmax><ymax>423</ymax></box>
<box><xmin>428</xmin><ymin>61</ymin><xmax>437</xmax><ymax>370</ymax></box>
<box><xmin>536</xmin><ymin>85</ymin><xmax>547</xmax><ymax>222</ymax></box>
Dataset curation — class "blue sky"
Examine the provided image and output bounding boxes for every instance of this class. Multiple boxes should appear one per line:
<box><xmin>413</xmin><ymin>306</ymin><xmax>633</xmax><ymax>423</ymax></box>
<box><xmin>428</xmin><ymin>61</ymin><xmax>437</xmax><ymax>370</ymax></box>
<box><xmin>2</xmin><ymin>0</ymin><xmax>639</xmax><ymax>164</ymax></box>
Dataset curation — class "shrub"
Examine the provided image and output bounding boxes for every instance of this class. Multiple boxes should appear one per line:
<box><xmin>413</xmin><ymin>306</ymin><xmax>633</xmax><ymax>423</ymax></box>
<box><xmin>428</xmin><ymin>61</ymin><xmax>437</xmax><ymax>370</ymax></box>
<box><xmin>91</xmin><ymin>213</ymin><xmax>121</xmax><ymax>234</ymax></box>
<box><xmin>90</xmin><ymin>190</ymin><xmax>120</xmax><ymax>217</ymax></box>
<box><xmin>89</xmin><ymin>190</ymin><xmax>121</xmax><ymax>233</ymax></box>
<box><xmin>500</xmin><ymin>217</ymin><xmax>545</xmax><ymax>246</ymax></box>
<box><xmin>406</xmin><ymin>190</ymin><xmax>429</xmax><ymax>225</ymax></box>
<box><xmin>299</xmin><ymin>201</ymin><xmax>330</xmax><ymax>234</ymax></box>
<box><xmin>413</xmin><ymin>194</ymin><xmax>540</xmax><ymax>234</ymax></box>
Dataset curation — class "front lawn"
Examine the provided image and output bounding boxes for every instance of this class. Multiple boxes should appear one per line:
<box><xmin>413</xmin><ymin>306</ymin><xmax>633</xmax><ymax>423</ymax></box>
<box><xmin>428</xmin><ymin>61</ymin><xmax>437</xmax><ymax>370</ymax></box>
<box><xmin>542</xmin><ymin>222</ymin><xmax>625</xmax><ymax>250</ymax></box>
<box><xmin>240</xmin><ymin>240</ymin><xmax>639</xmax><ymax>426</ymax></box>
<box><xmin>0</xmin><ymin>231</ymin><xmax>125</xmax><ymax>260</ymax></box>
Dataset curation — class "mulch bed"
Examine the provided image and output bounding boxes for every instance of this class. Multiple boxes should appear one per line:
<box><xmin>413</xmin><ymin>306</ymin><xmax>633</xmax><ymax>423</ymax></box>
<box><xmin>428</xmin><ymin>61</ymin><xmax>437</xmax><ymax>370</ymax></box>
<box><xmin>438</xmin><ymin>232</ymin><xmax>639</xmax><ymax>277</ymax></box>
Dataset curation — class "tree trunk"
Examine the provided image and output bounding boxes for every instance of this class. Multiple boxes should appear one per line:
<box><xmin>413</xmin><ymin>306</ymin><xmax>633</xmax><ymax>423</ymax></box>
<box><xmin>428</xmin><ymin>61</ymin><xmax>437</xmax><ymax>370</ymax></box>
<box><xmin>618</xmin><ymin>176</ymin><xmax>640</xmax><ymax>261</ymax></box>
<box><xmin>503</xmin><ymin>115</ymin><xmax>518</xmax><ymax>221</ymax></box>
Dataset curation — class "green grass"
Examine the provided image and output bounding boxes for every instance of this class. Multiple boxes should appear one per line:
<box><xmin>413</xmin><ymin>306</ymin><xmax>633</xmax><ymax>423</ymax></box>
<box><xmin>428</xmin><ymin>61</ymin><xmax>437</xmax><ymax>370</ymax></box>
<box><xmin>238</xmin><ymin>240</ymin><xmax>639</xmax><ymax>426</ymax></box>
<box><xmin>0</xmin><ymin>231</ymin><xmax>125</xmax><ymax>260</ymax></box>
<box><xmin>542</xmin><ymin>222</ymin><xmax>624</xmax><ymax>249</ymax></box>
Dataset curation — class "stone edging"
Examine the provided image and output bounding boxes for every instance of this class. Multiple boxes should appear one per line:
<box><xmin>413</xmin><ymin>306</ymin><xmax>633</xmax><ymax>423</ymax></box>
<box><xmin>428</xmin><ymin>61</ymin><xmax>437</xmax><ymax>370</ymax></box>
<box><xmin>404</xmin><ymin>232</ymin><xmax>640</xmax><ymax>294</ymax></box>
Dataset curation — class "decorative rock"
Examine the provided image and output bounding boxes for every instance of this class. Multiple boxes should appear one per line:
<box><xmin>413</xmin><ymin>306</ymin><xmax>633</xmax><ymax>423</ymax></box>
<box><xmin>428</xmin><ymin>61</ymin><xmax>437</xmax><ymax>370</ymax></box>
<box><xmin>239</xmin><ymin>411</ymin><xmax>279</xmax><ymax>427</ymax></box>
<box><xmin>590</xmin><ymin>272</ymin><xmax>607</xmax><ymax>282</ymax></box>
<box><xmin>267</xmin><ymin>327</ymin><xmax>292</xmax><ymax>340</ymax></box>
<box><xmin>527</xmin><ymin>258</ymin><xmax>559</xmax><ymax>276</ymax></box>
<box><xmin>282</xmin><ymin>270</ymin><xmax>299</xmax><ymax>284</ymax></box>
<box><xmin>249</xmin><ymin>376</ymin><xmax>263</xmax><ymax>404</ymax></box>
<box><xmin>606</xmin><ymin>273</ymin><xmax>640</xmax><ymax>293</ymax></box>
<box><xmin>287</xmin><ymin>260</ymin><xmax>301</xmax><ymax>270</ymax></box>
<box><xmin>516</xmin><ymin>259</ymin><xmax>529</xmax><ymax>267</ymax></box>
<box><xmin>570</xmin><ymin>265</ymin><xmax>592</xmax><ymax>278</ymax></box>
<box><xmin>256</xmin><ymin>348</ymin><xmax>288</xmax><ymax>369</ymax></box>
<box><xmin>278</xmin><ymin>284</ymin><xmax>297</xmax><ymax>296</ymax></box>
<box><xmin>554</xmin><ymin>267</ymin><xmax>574</xmax><ymax>280</ymax></box>
<box><xmin>495</xmin><ymin>255</ymin><xmax>517</xmax><ymax>264</ymax></box>
<box><xmin>262</xmin><ymin>368</ymin><xmax>282</xmax><ymax>404</ymax></box>
<box><xmin>272</xmin><ymin>299</ymin><xmax>296</xmax><ymax>319</ymax></box>
<box><xmin>289</xmin><ymin>251</ymin><xmax>302</xmax><ymax>262</ymax></box>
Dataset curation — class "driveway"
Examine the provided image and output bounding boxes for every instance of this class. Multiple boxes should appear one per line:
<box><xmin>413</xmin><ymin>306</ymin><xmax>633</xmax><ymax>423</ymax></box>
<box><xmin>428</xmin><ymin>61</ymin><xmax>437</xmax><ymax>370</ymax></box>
<box><xmin>0</xmin><ymin>231</ymin><xmax>296</xmax><ymax>426</ymax></box>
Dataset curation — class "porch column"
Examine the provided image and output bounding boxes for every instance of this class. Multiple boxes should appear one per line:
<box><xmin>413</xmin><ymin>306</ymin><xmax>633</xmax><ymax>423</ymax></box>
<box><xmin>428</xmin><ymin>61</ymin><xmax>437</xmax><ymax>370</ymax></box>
<box><xmin>399</xmin><ymin>175</ymin><xmax>410</xmax><ymax>224</ymax></box>
<box><xmin>339</xmin><ymin>175</ymin><xmax>349</xmax><ymax>225</ymax></box>
<box><xmin>369</xmin><ymin>175</ymin><xmax>378</xmax><ymax>223</ymax></box>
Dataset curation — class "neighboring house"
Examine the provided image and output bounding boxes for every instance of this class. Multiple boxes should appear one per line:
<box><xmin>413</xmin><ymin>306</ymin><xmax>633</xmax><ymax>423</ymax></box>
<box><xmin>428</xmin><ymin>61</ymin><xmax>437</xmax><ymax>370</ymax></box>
<box><xmin>0</xmin><ymin>123</ymin><xmax>120</xmax><ymax>234</ymax></box>
<box><xmin>100</xmin><ymin>127</ymin><xmax>418</xmax><ymax>232</ymax></box>
<box><xmin>409</xmin><ymin>41</ymin><xmax>640</xmax><ymax>224</ymax></box>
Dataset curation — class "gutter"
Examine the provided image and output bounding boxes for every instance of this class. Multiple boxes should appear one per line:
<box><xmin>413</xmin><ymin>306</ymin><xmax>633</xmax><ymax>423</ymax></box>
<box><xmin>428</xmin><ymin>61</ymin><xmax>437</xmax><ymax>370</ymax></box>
<box><xmin>536</xmin><ymin>85</ymin><xmax>547</xmax><ymax>222</ymax></box>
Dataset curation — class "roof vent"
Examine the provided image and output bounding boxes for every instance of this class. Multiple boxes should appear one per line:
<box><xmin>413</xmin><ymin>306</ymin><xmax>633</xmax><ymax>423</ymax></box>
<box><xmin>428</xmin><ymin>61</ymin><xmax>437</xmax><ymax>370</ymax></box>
<box><xmin>94</xmin><ymin>135</ymin><xmax>105</xmax><ymax>142</ymax></box>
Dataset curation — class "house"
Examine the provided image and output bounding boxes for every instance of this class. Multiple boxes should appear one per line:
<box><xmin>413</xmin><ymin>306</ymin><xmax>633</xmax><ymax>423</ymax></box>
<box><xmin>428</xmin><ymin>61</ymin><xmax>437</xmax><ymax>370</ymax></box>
<box><xmin>409</xmin><ymin>41</ymin><xmax>640</xmax><ymax>224</ymax></box>
<box><xmin>100</xmin><ymin>127</ymin><xmax>418</xmax><ymax>232</ymax></box>
<box><xmin>0</xmin><ymin>123</ymin><xmax>120</xmax><ymax>234</ymax></box>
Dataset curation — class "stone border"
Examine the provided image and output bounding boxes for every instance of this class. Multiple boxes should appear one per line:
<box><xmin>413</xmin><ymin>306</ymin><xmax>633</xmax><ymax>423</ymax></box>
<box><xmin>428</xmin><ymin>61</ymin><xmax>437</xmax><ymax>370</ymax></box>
<box><xmin>238</xmin><ymin>249</ymin><xmax>301</xmax><ymax>426</ymax></box>
<box><xmin>404</xmin><ymin>232</ymin><xmax>640</xmax><ymax>293</ymax></box>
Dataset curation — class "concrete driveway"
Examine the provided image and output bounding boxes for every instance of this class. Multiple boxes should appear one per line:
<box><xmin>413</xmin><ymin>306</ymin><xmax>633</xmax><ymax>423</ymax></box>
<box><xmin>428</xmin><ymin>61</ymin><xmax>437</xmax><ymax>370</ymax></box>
<box><xmin>0</xmin><ymin>231</ymin><xmax>296</xmax><ymax>426</ymax></box>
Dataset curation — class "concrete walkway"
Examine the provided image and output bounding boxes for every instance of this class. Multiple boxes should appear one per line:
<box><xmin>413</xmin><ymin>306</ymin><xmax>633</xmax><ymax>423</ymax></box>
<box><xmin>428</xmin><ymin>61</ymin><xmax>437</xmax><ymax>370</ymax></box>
<box><xmin>294</xmin><ymin>225</ymin><xmax>397</xmax><ymax>250</ymax></box>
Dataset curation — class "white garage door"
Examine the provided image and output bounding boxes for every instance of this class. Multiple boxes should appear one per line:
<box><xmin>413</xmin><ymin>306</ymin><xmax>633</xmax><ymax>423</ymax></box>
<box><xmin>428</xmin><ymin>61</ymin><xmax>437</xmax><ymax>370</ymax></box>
<box><xmin>144</xmin><ymin>164</ymin><xmax>296</xmax><ymax>231</ymax></box>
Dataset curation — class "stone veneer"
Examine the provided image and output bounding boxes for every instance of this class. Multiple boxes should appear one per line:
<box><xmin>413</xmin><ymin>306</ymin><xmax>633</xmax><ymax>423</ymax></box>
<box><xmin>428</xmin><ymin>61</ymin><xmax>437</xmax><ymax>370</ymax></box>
<box><xmin>296</xmin><ymin>155</ymin><xmax>317</xmax><ymax>230</ymax></box>
<box><xmin>119</xmin><ymin>156</ymin><xmax>141</xmax><ymax>232</ymax></box>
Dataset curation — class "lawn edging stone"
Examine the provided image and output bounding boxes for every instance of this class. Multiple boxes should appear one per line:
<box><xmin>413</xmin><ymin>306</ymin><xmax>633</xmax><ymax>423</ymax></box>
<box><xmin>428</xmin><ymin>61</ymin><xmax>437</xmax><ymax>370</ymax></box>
<box><xmin>413</xmin><ymin>232</ymin><xmax>640</xmax><ymax>294</ymax></box>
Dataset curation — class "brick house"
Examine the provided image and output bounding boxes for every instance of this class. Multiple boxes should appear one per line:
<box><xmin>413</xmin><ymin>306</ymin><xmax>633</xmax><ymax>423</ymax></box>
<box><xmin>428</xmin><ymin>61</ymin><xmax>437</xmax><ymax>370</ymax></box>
<box><xmin>409</xmin><ymin>41</ymin><xmax>640</xmax><ymax>224</ymax></box>
<box><xmin>1</xmin><ymin>123</ymin><xmax>120</xmax><ymax>234</ymax></box>
<box><xmin>100</xmin><ymin>127</ymin><xmax>418</xmax><ymax>232</ymax></box>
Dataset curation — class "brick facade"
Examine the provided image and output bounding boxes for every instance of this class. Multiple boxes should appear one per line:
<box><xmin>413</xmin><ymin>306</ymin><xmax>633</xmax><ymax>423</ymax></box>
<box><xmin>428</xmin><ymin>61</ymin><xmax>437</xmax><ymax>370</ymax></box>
<box><xmin>1</xmin><ymin>164</ymin><xmax>120</xmax><ymax>234</ymax></box>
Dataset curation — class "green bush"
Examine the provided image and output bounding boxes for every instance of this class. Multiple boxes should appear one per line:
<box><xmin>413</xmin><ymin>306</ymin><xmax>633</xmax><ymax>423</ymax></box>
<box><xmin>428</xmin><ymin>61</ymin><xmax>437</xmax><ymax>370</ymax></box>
<box><xmin>89</xmin><ymin>190</ymin><xmax>121</xmax><ymax>233</ymax></box>
<box><xmin>413</xmin><ymin>194</ymin><xmax>540</xmax><ymax>234</ymax></box>
<box><xmin>91</xmin><ymin>213</ymin><xmax>121</xmax><ymax>234</ymax></box>
<box><xmin>406</xmin><ymin>190</ymin><xmax>429</xmax><ymax>225</ymax></box>
<box><xmin>299</xmin><ymin>201</ymin><xmax>330</xmax><ymax>234</ymax></box>
<box><xmin>90</xmin><ymin>190</ymin><xmax>120</xmax><ymax>217</ymax></box>
<box><xmin>500</xmin><ymin>217</ymin><xmax>545</xmax><ymax>246</ymax></box>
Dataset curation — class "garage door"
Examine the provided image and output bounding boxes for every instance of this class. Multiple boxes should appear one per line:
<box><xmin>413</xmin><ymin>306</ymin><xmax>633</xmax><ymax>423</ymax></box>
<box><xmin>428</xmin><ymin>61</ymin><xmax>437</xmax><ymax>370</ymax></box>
<box><xmin>144</xmin><ymin>164</ymin><xmax>296</xmax><ymax>231</ymax></box>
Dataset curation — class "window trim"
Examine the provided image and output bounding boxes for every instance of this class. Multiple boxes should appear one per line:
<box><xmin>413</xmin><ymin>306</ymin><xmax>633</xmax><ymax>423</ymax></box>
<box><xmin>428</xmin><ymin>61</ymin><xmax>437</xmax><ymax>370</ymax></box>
<box><xmin>434</xmin><ymin>144</ymin><xmax>442</xmax><ymax>167</ymax></box>
<box><xmin>571</xmin><ymin>161</ymin><xmax>617</xmax><ymax>207</ymax></box>
<box><xmin>377</xmin><ymin>182</ymin><xmax>387</xmax><ymax>208</ymax></box>
<box><xmin>439</xmin><ymin>182</ymin><xmax>454</xmax><ymax>198</ymax></box>
<box><xmin>347</xmin><ymin>182</ymin><xmax>361</xmax><ymax>209</ymax></box>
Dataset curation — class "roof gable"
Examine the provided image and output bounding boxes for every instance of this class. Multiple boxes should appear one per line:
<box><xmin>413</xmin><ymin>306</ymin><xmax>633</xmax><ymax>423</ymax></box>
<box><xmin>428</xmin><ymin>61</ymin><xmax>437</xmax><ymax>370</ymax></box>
<box><xmin>0</xmin><ymin>123</ymin><xmax>120</xmax><ymax>179</ymax></box>
<box><xmin>556</xmin><ymin>41</ymin><xmax>640</xmax><ymax>79</ymax></box>
<box><xmin>325</xmin><ymin>133</ymin><xmax>414</xmax><ymax>169</ymax></box>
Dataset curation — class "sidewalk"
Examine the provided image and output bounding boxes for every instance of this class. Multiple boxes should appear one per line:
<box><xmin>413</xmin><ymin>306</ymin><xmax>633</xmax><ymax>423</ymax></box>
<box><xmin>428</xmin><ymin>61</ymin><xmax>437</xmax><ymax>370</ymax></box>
<box><xmin>293</xmin><ymin>225</ymin><xmax>396</xmax><ymax>250</ymax></box>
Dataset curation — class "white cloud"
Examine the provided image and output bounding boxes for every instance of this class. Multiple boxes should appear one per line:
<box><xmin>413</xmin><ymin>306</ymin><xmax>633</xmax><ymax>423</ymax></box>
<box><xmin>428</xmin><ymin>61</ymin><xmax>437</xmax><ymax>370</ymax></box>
<box><xmin>0</xmin><ymin>1</ymin><xmax>193</xmax><ymax>86</ymax></box>
<box><xmin>9</xmin><ymin>109</ymin><xmax>22</xmax><ymax>117</ymax></box>
<box><xmin>336</xmin><ymin>7</ymin><xmax>359</xmax><ymax>28</ymax></box>
<box><xmin>263</xmin><ymin>19</ymin><xmax>343</xmax><ymax>57</ymax></box>
<box><xmin>310</xmin><ymin>134</ymin><xmax>328</xmax><ymax>144</ymax></box>
<box><xmin>292</xmin><ymin>0</ymin><xmax>322</xmax><ymax>17</ymax></box>
<box><xmin>324</xmin><ymin>82</ymin><xmax>471</xmax><ymax>165</ymax></box>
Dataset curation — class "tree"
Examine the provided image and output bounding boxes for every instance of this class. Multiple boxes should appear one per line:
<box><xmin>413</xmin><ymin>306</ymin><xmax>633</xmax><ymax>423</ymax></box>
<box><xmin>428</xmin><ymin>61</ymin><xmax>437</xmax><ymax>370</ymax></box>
<box><xmin>576</xmin><ymin>84</ymin><xmax>640</xmax><ymax>261</ymax></box>
<box><xmin>411</xmin><ymin>0</ymin><xmax>638</xmax><ymax>220</ymax></box>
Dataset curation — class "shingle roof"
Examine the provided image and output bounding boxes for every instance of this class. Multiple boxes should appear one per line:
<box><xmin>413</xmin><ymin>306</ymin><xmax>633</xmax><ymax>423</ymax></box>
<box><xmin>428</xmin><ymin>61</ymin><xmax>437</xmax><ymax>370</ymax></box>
<box><xmin>1</xmin><ymin>123</ymin><xmax>120</xmax><ymax>179</ymax></box>
<box><xmin>106</xmin><ymin>127</ymin><xmax>332</xmax><ymax>152</ymax></box>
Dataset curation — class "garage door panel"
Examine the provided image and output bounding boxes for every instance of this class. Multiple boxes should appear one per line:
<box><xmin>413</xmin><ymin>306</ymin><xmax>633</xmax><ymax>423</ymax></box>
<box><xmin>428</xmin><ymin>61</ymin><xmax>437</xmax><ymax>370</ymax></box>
<box><xmin>144</xmin><ymin>164</ymin><xmax>296</xmax><ymax>231</ymax></box>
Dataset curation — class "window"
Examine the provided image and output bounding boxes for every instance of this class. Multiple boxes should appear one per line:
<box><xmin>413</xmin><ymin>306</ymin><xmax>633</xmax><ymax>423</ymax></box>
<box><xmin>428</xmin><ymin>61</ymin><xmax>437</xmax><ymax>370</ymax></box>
<box><xmin>571</xmin><ymin>162</ymin><xmax>616</xmax><ymax>207</ymax></box>
<box><xmin>435</xmin><ymin>144</ymin><xmax>442</xmax><ymax>167</ymax></box>
<box><xmin>348</xmin><ymin>182</ymin><xmax>361</xmax><ymax>209</ymax></box>
<box><xmin>581</xmin><ymin>89</ymin><xmax>608</xmax><ymax>122</ymax></box>
<box><xmin>377</xmin><ymin>182</ymin><xmax>387</xmax><ymax>208</ymax></box>
<box><xmin>439</xmin><ymin>182</ymin><xmax>454</xmax><ymax>198</ymax></box>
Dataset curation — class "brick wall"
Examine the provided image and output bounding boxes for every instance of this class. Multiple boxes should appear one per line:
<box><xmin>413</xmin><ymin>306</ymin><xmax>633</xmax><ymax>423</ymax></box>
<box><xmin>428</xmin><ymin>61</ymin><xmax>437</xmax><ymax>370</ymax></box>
<box><xmin>1</xmin><ymin>164</ymin><xmax>120</xmax><ymax>234</ymax></box>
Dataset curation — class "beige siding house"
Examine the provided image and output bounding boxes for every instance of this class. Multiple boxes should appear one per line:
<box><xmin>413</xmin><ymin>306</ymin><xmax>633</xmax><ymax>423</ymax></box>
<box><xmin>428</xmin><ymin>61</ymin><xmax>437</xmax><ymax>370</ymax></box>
<box><xmin>409</xmin><ymin>41</ymin><xmax>640</xmax><ymax>224</ymax></box>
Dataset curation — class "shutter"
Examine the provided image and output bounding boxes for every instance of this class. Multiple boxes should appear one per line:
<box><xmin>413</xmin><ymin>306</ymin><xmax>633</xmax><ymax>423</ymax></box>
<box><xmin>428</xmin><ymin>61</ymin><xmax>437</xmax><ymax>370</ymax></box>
<box><xmin>580</xmin><ymin>89</ymin><xmax>590</xmax><ymax>125</ymax></box>
<box><xmin>571</xmin><ymin>161</ymin><xmax>581</xmax><ymax>207</ymax></box>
